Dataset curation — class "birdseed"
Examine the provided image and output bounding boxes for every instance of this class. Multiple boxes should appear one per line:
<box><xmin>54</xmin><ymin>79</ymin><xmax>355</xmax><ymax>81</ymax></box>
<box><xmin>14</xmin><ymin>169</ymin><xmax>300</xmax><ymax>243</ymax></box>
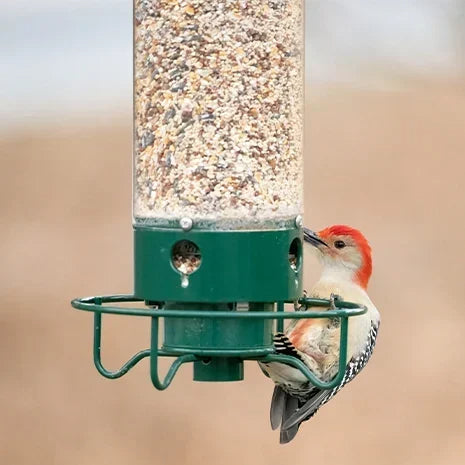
<box><xmin>172</xmin><ymin>239</ymin><xmax>201</xmax><ymax>274</ymax></box>
<box><xmin>134</xmin><ymin>0</ymin><xmax>304</xmax><ymax>228</ymax></box>
<box><xmin>172</xmin><ymin>254</ymin><xmax>202</xmax><ymax>274</ymax></box>
<box><xmin>289</xmin><ymin>255</ymin><xmax>297</xmax><ymax>270</ymax></box>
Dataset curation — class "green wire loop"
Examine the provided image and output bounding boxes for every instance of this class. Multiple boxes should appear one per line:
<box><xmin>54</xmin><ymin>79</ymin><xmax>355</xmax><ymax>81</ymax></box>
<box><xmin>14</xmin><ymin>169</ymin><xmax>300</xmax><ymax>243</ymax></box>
<box><xmin>150</xmin><ymin>317</ymin><xmax>197</xmax><ymax>390</ymax></box>
<box><xmin>74</xmin><ymin>295</ymin><xmax>366</xmax><ymax>390</ymax></box>
<box><xmin>93</xmin><ymin>312</ymin><xmax>198</xmax><ymax>389</ymax></box>
<box><xmin>72</xmin><ymin>295</ymin><xmax>366</xmax><ymax>319</ymax></box>
<box><xmin>93</xmin><ymin>312</ymin><xmax>150</xmax><ymax>379</ymax></box>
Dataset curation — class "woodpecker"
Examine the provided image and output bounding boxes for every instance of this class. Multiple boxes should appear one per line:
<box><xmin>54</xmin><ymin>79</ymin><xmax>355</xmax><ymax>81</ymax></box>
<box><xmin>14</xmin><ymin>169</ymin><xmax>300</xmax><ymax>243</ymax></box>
<box><xmin>260</xmin><ymin>225</ymin><xmax>380</xmax><ymax>444</ymax></box>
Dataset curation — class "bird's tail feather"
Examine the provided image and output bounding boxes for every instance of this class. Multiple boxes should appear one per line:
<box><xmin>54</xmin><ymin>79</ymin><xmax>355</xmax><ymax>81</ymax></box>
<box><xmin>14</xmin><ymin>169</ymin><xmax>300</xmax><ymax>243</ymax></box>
<box><xmin>280</xmin><ymin>393</ymin><xmax>300</xmax><ymax>444</ymax></box>
<box><xmin>270</xmin><ymin>386</ymin><xmax>286</xmax><ymax>430</ymax></box>
<box><xmin>270</xmin><ymin>385</ymin><xmax>301</xmax><ymax>444</ymax></box>
<box><xmin>281</xmin><ymin>389</ymin><xmax>329</xmax><ymax>431</ymax></box>
<box><xmin>269</xmin><ymin>333</ymin><xmax>307</xmax><ymax>443</ymax></box>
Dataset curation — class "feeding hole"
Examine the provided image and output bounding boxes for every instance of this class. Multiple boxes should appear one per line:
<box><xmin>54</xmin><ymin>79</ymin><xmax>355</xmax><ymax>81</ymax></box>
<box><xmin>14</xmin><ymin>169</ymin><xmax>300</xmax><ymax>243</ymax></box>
<box><xmin>289</xmin><ymin>238</ymin><xmax>302</xmax><ymax>271</ymax></box>
<box><xmin>172</xmin><ymin>240</ymin><xmax>202</xmax><ymax>275</ymax></box>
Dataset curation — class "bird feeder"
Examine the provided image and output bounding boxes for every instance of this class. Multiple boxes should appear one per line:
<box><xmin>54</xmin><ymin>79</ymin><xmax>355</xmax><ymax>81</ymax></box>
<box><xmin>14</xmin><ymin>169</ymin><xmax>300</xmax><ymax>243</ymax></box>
<box><xmin>72</xmin><ymin>0</ymin><xmax>366</xmax><ymax>390</ymax></box>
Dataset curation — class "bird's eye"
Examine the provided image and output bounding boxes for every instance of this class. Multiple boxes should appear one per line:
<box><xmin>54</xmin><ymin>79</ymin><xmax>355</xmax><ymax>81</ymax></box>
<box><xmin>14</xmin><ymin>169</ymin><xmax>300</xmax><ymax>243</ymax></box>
<box><xmin>334</xmin><ymin>240</ymin><xmax>346</xmax><ymax>249</ymax></box>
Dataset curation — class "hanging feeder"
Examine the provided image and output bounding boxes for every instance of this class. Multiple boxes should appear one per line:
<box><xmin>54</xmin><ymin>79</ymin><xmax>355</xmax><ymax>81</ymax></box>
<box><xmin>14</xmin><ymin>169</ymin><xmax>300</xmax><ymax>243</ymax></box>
<box><xmin>72</xmin><ymin>0</ymin><xmax>366</xmax><ymax>390</ymax></box>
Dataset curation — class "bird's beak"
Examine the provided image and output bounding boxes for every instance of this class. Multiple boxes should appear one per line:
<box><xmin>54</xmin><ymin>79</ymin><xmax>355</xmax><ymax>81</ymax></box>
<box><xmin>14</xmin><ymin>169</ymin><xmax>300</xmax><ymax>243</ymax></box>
<box><xmin>303</xmin><ymin>228</ymin><xmax>329</xmax><ymax>248</ymax></box>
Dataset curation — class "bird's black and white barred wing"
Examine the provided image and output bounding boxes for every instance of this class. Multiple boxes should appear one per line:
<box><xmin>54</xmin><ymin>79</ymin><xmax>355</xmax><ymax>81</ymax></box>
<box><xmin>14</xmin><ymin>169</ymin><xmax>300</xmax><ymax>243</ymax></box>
<box><xmin>274</xmin><ymin>321</ymin><xmax>380</xmax><ymax>440</ymax></box>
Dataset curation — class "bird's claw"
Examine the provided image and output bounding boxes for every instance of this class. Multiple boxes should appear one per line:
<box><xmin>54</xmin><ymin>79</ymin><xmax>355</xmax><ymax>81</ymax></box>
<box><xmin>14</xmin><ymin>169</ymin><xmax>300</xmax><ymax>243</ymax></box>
<box><xmin>329</xmin><ymin>293</ymin><xmax>341</xmax><ymax>310</ymax></box>
<box><xmin>295</xmin><ymin>290</ymin><xmax>309</xmax><ymax>311</ymax></box>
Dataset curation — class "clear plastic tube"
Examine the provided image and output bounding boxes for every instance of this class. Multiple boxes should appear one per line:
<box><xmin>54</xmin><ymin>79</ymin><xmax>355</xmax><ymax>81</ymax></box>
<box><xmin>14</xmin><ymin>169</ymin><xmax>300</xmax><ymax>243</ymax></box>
<box><xmin>134</xmin><ymin>0</ymin><xmax>304</xmax><ymax>228</ymax></box>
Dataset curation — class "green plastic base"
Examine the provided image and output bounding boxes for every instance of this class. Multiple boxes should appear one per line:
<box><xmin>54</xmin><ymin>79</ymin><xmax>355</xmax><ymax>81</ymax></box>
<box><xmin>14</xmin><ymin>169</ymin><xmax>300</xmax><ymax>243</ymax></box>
<box><xmin>161</xmin><ymin>302</ymin><xmax>273</xmax><ymax>381</ymax></box>
<box><xmin>134</xmin><ymin>224</ymin><xmax>302</xmax><ymax>302</ymax></box>
<box><xmin>193</xmin><ymin>358</ymin><xmax>244</xmax><ymax>382</ymax></box>
<box><xmin>162</xmin><ymin>302</ymin><xmax>274</xmax><ymax>355</ymax></box>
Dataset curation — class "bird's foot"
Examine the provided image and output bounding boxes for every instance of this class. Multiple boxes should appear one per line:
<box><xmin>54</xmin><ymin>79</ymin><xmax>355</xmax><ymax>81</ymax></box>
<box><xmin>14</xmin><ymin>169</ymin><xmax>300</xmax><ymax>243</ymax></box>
<box><xmin>329</xmin><ymin>293</ymin><xmax>341</xmax><ymax>310</ymax></box>
<box><xmin>294</xmin><ymin>290</ymin><xmax>308</xmax><ymax>311</ymax></box>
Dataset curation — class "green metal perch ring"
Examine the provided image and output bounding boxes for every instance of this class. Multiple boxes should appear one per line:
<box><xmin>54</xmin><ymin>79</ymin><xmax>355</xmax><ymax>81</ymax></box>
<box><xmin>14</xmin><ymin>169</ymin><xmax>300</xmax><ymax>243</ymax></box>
<box><xmin>71</xmin><ymin>295</ymin><xmax>366</xmax><ymax>390</ymax></box>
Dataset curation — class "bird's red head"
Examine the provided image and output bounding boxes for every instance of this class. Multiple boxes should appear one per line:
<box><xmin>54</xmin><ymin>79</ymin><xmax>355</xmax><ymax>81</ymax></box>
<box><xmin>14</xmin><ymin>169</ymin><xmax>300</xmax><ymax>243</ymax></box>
<box><xmin>304</xmin><ymin>225</ymin><xmax>372</xmax><ymax>289</ymax></box>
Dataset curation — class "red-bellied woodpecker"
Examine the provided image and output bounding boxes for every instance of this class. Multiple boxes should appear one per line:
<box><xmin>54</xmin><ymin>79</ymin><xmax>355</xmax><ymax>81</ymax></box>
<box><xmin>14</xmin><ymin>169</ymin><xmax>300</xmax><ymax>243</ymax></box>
<box><xmin>260</xmin><ymin>225</ymin><xmax>380</xmax><ymax>444</ymax></box>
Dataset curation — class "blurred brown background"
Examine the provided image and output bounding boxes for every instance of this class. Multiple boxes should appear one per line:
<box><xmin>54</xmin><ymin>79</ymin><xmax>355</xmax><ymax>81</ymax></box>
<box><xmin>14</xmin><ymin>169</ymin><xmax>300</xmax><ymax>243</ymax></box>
<box><xmin>2</xmin><ymin>80</ymin><xmax>465</xmax><ymax>465</ymax></box>
<box><xmin>2</xmin><ymin>2</ymin><xmax>465</xmax><ymax>465</ymax></box>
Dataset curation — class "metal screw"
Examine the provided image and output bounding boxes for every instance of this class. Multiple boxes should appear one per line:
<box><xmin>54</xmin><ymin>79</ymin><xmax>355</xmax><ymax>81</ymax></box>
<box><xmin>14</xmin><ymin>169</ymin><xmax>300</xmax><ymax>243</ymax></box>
<box><xmin>180</xmin><ymin>217</ymin><xmax>193</xmax><ymax>231</ymax></box>
<box><xmin>295</xmin><ymin>215</ymin><xmax>303</xmax><ymax>228</ymax></box>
